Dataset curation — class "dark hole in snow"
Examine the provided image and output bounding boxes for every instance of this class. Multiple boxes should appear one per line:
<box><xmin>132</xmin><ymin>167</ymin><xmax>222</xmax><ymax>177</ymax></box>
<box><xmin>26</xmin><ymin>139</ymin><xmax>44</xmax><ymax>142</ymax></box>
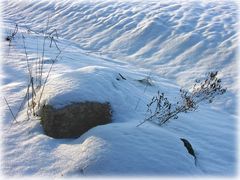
<box><xmin>40</xmin><ymin>102</ymin><xmax>112</xmax><ymax>138</ymax></box>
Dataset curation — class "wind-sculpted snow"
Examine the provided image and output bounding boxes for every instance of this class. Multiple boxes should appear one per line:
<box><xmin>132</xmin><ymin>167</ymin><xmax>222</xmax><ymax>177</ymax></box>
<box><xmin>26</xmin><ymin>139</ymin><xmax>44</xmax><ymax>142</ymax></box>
<box><xmin>1</xmin><ymin>0</ymin><xmax>238</xmax><ymax>177</ymax></box>
<box><xmin>3</xmin><ymin>0</ymin><xmax>238</xmax><ymax>113</ymax></box>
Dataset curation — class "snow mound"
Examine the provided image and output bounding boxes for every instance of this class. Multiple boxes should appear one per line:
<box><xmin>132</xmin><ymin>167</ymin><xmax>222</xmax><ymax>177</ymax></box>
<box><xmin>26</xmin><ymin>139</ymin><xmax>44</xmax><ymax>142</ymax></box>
<box><xmin>54</xmin><ymin>123</ymin><xmax>202</xmax><ymax>176</ymax></box>
<box><xmin>40</xmin><ymin>65</ymin><xmax>151</xmax><ymax>123</ymax></box>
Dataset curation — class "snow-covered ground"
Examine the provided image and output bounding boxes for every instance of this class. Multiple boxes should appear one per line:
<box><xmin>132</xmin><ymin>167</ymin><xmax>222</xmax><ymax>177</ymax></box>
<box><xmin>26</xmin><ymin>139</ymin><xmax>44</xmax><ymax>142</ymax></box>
<box><xmin>1</xmin><ymin>0</ymin><xmax>239</xmax><ymax>178</ymax></box>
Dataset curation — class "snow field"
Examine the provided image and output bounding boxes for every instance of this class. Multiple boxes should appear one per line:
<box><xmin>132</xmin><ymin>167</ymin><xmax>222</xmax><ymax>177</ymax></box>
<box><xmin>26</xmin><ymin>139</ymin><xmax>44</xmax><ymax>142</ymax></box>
<box><xmin>1</xmin><ymin>0</ymin><xmax>238</xmax><ymax>177</ymax></box>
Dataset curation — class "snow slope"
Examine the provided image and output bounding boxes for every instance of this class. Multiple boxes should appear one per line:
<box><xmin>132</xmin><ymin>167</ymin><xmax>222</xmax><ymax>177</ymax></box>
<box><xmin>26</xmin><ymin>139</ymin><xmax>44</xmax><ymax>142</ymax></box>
<box><xmin>3</xmin><ymin>0</ymin><xmax>238</xmax><ymax>114</ymax></box>
<box><xmin>1</xmin><ymin>0</ymin><xmax>238</xmax><ymax>178</ymax></box>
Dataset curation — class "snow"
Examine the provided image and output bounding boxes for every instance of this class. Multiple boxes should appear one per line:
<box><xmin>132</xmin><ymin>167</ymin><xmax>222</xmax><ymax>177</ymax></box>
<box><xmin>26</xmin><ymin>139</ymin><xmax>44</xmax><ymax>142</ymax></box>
<box><xmin>55</xmin><ymin>124</ymin><xmax>202</xmax><ymax>176</ymax></box>
<box><xmin>1</xmin><ymin>0</ymin><xmax>239</xmax><ymax>178</ymax></box>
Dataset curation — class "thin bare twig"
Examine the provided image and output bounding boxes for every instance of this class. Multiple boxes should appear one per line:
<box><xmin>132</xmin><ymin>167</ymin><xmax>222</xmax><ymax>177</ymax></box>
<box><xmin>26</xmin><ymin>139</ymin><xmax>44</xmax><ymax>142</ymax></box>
<box><xmin>39</xmin><ymin>16</ymin><xmax>50</xmax><ymax>86</ymax></box>
<box><xmin>4</xmin><ymin>97</ymin><xmax>16</xmax><ymax>122</ymax></box>
<box><xmin>15</xmin><ymin>86</ymin><xmax>29</xmax><ymax>118</ymax></box>
<box><xmin>135</xmin><ymin>72</ymin><xmax>152</xmax><ymax>110</ymax></box>
<box><xmin>37</xmin><ymin>51</ymin><xmax>62</xmax><ymax>109</ymax></box>
<box><xmin>22</xmin><ymin>33</ymin><xmax>32</xmax><ymax>78</ymax></box>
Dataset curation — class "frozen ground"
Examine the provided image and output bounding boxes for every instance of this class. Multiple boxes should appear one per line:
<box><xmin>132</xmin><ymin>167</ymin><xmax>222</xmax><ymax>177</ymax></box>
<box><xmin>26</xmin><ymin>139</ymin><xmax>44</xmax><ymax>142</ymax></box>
<box><xmin>1</xmin><ymin>0</ymin><xmax>239</xmax><ymax>178</ymax></box>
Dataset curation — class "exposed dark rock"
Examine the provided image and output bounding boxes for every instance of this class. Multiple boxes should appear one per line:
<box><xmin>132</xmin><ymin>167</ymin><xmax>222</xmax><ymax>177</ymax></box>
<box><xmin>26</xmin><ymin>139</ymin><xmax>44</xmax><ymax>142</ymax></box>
<box><xmin>5</xmin><ymin>36</ymin><xmax>11</xmax><ymax>41</ymax></box>
<box><xmin>116</xmin><ymin>73</ymin><xmax>126</xmax><ymax>81</ymax></box>
<box><xmin>180</xmin><ymin>138</ymin><xmax>197</xmax><ymax>165</ymax></box>
<box><xmin>40</xmin><ymin>102</ymin><xmax>112</xmax><ymax>138</ymax></box>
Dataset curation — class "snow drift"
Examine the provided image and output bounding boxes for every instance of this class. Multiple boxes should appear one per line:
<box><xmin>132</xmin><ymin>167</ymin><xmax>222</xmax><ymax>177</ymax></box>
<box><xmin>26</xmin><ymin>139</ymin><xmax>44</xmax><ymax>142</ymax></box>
<box><xmin>1</xmin><ymin>0</ymin><xmax>238</xmax><ymax>177</ymax></box>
